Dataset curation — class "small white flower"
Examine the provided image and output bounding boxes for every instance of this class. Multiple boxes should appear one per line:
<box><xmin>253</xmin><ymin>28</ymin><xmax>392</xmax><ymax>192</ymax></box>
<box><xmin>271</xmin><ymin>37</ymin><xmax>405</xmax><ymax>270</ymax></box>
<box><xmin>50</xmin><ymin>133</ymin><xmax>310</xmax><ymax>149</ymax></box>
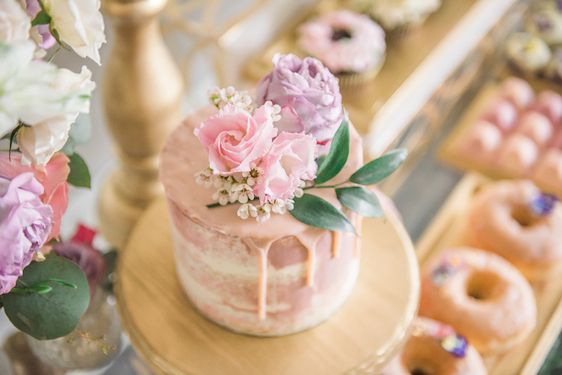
<box><xmin>194</xmin><ymin>167</ymin><xmax>214</xmax><ymax>188</ymax></box>
<box><xmin>207</xmin><ymin>86</ymin><xmax>253</xmax><ymax>111</ymax></box>
<box><xmin>271</xmin><ymin>199</ymin><xmax>287</xmax><ymax>214</ymax></box>
<box><xmin>286</xmin><ymin>199</ymin><xmax>295</xmax><ymax>211</ymax></box>
<box><xmin>237</xmin><ymin>203</ymin><xmax>258</xmax><ymax>220</ymax></box>
<box><xmin>294</xmin><ymin>187</ymin><xmax>304</xmax><ymax>198</ymax></box>
<box><xmin>0</xmin><ymin>0</ymin><xmax>30</xmax><ymax>43</ymax></box>
<box><xmin>263</xmin><ymin>101</ymin><xmax>282</xmax><ymax>122</ymax></box>
<box><xmin>212</xmin><ymin>189</ymin><xmax>230</xmax><ymax>206</ymax></box>
<box><xmin>42</xmin><ymin>0</ymin><xmax>106</xmax><ymax>64</ymax></box>
<box><xmin>256</xmin><ymin>203</ymin><xmax>272</xmax><ymax>222</ymax></box>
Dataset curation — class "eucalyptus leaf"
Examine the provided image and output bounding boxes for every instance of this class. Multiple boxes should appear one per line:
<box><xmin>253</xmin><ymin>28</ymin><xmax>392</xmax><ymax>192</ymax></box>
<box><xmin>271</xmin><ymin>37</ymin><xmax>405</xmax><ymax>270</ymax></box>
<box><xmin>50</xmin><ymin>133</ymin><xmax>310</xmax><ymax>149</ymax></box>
<box><xmin>3</xmin><ymin>255</ymin><xmax>90</xmax><ymax>340</ymax></box>
<box><xmin>290</xmin><ymin>193</ymin><xmax>355</xmax><ymax>233</ymax></box>
<box><xmin>336</xmin><ymin>186</ymin><xmax>383</xmax><ymax>218</ymax></box>
<box><xmin>315</xmin><ymin>121</ymin><xmax>349</xmax><ymax>185</ymax></box>
<box><xmin>350</xmin><ymin>149</ymin><xmax>407</xmax><ymax>185</ymax></box>
<box><xmin>67</xmin><ymin>153</ymin><xmax>91</xmax><ymax>189</ymax></box>
<box><xmin>31</xmin><ymin>11</ymin><xmax>51</xmax><ymax>26</ymax></box>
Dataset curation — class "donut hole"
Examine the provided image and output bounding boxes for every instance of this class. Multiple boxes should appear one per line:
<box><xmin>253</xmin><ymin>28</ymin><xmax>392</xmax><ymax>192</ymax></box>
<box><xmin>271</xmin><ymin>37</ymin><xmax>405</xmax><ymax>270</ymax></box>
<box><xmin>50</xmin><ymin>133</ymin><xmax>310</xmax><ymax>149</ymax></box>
<box><xmin>409</xmin><ymin>367</ymin><xmax>434</xmax><ymax>375</ymax></box>
<box><xmin>331</xmin><ymin>28</ymin><xmax>353</xmax><ymax>41</ymax></box>
<box><xmin>466</xmin><ymin>271</ymin><xmax>503</xmax><ymax>301</ymax></box>
<box><xmin>511</xmin><ymin>206</ymin><xmax>541</xmax><ymax>227</ymax></box>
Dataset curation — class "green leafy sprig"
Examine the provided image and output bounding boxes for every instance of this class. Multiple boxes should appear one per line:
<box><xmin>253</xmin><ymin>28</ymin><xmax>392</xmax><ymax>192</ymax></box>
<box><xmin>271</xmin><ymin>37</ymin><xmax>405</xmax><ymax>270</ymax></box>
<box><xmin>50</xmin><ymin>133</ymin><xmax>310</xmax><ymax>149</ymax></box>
<box><xmin>290</xmin><ymin>121</ymin><xmax>407</xmax><ymax>233</ymax></box>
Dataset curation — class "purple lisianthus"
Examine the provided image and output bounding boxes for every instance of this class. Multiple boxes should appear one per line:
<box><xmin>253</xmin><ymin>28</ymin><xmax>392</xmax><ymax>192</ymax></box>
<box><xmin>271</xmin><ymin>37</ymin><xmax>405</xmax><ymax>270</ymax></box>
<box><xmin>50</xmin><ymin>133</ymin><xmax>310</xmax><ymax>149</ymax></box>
<box><xmin>24</xmin><ymin>0</ymin><xmax>56</xmax><ymax>50</ymax></box>
<box><xmin>256</xmin><ymin>53</ymin><xmax>344</xmax><ymax>154</ymax></box>
<box><xmin>0</xmin><ymin>172</ymin><xmax>53</xmax><ymax>295</ymax></box>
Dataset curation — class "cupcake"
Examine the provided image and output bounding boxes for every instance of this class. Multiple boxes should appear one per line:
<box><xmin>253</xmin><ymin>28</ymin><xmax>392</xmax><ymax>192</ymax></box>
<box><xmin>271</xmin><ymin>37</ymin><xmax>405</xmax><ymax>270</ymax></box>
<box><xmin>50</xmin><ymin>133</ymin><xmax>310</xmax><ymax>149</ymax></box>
<box><xmin>370</xmin><ymin>0</ymin><xmax>442</xmax><ymax>35</ymax></box>
<box><xmin>506</xmin><ymin>32</ymin><xmax>552</xmax><ymax>75</ymax></box>
<box><xmin>527</xmin><ymin>8</ymin><xmax>562</xmax><ymax>46</ymax></box>
<box><xmin>297</xmin><ymin>10</ymin><xmax>386</xmax><ymax>88</ymax></box>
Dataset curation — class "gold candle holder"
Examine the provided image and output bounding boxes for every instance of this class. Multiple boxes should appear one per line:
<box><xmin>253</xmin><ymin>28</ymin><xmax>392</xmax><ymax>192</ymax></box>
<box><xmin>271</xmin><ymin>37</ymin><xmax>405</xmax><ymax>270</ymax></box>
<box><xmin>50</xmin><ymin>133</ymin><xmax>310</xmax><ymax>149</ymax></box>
<box><xmin>99</xmin><ymin>0</ymin><xmax>184</xmax><ymax>248</ymax></box>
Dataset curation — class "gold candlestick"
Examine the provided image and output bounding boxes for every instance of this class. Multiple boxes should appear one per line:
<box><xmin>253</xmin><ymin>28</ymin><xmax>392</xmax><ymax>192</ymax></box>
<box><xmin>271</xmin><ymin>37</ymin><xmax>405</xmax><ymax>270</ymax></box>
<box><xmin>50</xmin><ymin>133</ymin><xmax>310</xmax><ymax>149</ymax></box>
<box><xmin>99</xmin><ymin>0</ymin><xmax>184</xmax><ymax>248</ymax></box>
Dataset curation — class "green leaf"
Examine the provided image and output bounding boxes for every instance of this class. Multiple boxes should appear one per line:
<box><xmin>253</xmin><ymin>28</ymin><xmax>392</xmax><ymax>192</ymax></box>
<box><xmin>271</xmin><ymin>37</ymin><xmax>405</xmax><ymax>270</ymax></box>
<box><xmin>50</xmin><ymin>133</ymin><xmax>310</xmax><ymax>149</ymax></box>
<box><xmin>290</xmin><ymin>193</ymin><xmax>355</xmax><ymax>233</ymax></box>
<box><xmin>336</xmin><ymin>186</ymin><xmax>383</xmax><ymax>218</ymax></box>
<box><xmin>350</xmin><ymin>149</ymin><xmax>407</xmax><ymax>185</ymax></box>
<box><xmin>315</xmin><ymin>155</ymin><xmax>326</xmax><ymax>171</ymax></box>
<box><xmin>67</xmin><ymin>153</ymin><xmax>91</xmax><ymax>188</ymax></box>
<box><xmin>31</xmin><ymin>11</ymin><xmax>51</xmax><ymax>26</ymax></box>
<box><xmin>314</xmin><ymin>121</ymin><xmax>349</xmax><ymax>185</ymax></box>
<box><xmin>3</xmin><ymin>255</ymin><xmax>90</xmax><ymax>340</ymax></box>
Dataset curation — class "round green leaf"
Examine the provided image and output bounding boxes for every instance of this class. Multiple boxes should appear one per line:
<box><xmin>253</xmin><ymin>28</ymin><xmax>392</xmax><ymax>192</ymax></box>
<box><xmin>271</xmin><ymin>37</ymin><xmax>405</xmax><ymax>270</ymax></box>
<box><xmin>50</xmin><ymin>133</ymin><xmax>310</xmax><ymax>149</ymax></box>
<box><xmin>3</xmin><ymin>255</ymin><xmax>90</xmax><ymax>340</ymax></box>
<box><xmin>290</xmin><ymin>193</ymin><xmax>355</xmax><ymax>233</ymax></box>
<box><xmin>315</xmin><ymin>121</ymin><xmax>349</xmax><ymax>185</ymax></box>
<box><xmin>349</xmin><ymin>149</ymin><xmax>407</xmax><ymax>185</ymax></box>
<box><xmin>336</xmin><ymin>186</ymin><xmax>383</xmax><ymax>218</ymax></box>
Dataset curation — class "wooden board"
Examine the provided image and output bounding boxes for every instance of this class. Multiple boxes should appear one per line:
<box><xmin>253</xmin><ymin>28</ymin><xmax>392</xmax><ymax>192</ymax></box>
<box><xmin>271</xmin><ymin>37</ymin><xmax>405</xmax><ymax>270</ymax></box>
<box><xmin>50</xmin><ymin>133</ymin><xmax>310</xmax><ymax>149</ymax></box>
<box><xmin>415</xmin><ymin>173</ymin><xmax>562</xmax><ymax>375</ymax></box>
<box><xmin>439</xmin><ymin>80</ymin><xmax>562</xmax><ymax>197</ymax></box>
<box><xmin>115</xmin><ymin>197</ymin><xmax>420</xmax><ymax>375</ymax></box>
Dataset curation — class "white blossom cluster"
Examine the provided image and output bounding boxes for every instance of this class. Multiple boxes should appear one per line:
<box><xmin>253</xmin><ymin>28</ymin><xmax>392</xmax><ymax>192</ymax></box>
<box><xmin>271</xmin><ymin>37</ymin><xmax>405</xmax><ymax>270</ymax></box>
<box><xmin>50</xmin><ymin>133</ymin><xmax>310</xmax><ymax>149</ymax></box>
<box><xmin>194</xmin><ymin>167</ymin><xmax>304</xmax><ymax>223</ymax></box>
<box><xmin>208</xmin><ymin>86</ymin><xmax>253</xmax><ymax>112</ymax></box>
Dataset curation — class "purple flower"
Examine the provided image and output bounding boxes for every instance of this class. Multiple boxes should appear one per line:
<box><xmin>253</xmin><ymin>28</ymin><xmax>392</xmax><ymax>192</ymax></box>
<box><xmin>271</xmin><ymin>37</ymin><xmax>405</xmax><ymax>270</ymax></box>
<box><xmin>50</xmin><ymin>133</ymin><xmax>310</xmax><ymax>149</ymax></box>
<box><xmin>530</xmin><ymin>193</ymin><xmax>559</xmax><ymax>216</ymax></box>
<box><xmin>53</xmin><ymin>241</ymin><xmax>105</xmax><ymax>295</ymax></box>
<box><xmin>24</xmin><ymin>0</ymin><xmax>56</xmax><ymax>50</ymax></box>
<box><xmin>256</xmin><ymin>54</ymin><xmax>344</xmax><ymax>154</ymax></box>
<box><xmin>0</xmin><ymin>173</ymin><xmax>53</xmax><ymax>294</ymax></box>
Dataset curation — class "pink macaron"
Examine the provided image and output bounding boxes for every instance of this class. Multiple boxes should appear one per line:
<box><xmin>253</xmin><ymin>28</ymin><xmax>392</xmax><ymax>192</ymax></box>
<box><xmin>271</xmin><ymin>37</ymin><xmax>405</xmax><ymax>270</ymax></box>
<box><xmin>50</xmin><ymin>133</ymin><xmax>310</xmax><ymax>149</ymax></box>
<box><xmin>531</xmin><ymin>90</ymin><xmax>562</xmax><ymax>125</ymax></box>
<box><xmin>501</xmin><ymin>77</ymin><xmax>535</xmax><ymax>110</ymax></box>
<box><xmin>517</xmin><ymin>111</ymin><xmax>553</xmax><ymax>145</ymax></box>
<box><xmin>482</xmin><ymin>99</ymin><xmax>518</xmax><ymax>132</ymax></box>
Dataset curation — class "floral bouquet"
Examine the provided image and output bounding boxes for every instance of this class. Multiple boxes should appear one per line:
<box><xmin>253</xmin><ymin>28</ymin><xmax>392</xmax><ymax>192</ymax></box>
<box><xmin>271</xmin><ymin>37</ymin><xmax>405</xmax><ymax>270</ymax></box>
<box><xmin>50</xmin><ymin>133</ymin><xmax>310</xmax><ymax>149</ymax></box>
<box><xmin>0</xmin><ymin>0</ymin><xmax>105</xmax><ymax>340</ymax></box>
<box><xmin>196</xmin><ymin>54</ymin><xmax>407</xmax><ymax>232</ymax></box>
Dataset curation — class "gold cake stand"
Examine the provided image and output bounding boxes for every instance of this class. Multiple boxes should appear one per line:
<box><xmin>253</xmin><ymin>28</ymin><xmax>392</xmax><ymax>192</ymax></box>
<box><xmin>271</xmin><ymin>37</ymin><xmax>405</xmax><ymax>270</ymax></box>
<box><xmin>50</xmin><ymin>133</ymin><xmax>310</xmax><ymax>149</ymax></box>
<box><xmin>115</xmin><ymin>198</ymin><xmax>420</xmax><ymax>375</ymax></box>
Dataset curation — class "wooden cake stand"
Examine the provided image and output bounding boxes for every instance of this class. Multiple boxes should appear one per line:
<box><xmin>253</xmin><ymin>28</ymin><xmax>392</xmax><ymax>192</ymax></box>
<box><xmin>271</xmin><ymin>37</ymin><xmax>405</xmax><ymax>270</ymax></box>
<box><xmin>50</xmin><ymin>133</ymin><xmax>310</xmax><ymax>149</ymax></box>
<box><xmin>115</xmin><ymin>198</ymin><xmax>420</xmax><ymax>375</ymax></box>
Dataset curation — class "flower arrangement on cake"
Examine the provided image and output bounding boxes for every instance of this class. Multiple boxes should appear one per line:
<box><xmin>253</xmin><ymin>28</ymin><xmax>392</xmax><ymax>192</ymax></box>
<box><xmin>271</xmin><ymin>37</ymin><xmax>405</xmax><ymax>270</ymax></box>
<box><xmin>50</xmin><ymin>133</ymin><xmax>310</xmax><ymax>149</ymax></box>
<box><xmin>195</xmin><ymin>54</ymin><xmax>406</xmax><ymax>233</ymax></box>
<box><xmin>0</xmin><ymin>0</ymin><xmax>105</xmax><ymax>340</ymax></box>
<box><xmin>160</xmin><ymin>53</ymin><xmax>407</xmax><ymax>336</ymax></box>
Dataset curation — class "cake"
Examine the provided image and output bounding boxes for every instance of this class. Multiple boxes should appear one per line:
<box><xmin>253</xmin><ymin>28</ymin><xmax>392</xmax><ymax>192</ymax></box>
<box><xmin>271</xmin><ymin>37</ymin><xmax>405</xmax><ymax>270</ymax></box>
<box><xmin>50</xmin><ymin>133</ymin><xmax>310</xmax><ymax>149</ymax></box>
<box><xmin>160</xmin><ymin>54</ymin><xmax>406</xmax><ymax>336</ymax></box>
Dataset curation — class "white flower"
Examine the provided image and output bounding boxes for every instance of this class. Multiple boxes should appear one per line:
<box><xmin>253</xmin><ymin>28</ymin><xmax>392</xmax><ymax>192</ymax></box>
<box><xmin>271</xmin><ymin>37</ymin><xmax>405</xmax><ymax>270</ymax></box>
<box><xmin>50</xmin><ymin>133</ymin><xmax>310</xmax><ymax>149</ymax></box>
<box><xmin>194</xmin><ymin>167</ymin><xmax>215</xmax><ymax>188</ymax></box>
<box><xmin>208</xmin><ymin>86</ymin><xmax>253</xmax><ymax>112</ymax></box>
<box><xmin>42</xmin><ymin>0</ymin><xmax>106</xmax><ymax>64</ymax></box>
<box><xmin>16</xmin><ymin>114</ymin><xmax>74</xmax><ymax>165</ymax></box>
<box><xmin>0</xmin><ymin>0</ymin><xmax>30</xmax><ymax>43</ymax></box>
<box><xmin>271</xmin><ymin>199</ymin><xmax>287</xmax><ymax>214</ymax></box>
<box><xmin>0</xmin><ymin>41</ymin><xmax>95</xmax><ymax>155</ymax></box>
<box><xmin>256</xmin><ymin>203</ymin><xmax>271</xmax><ymax>222</ymax></box>
<box><xmin>230</xmin><ymin>183</ymin><xmax>255</xmax><ymax>204</ymax></box>
<box><xmin>237</xmin><ymin>203</ymin><xmax>257</xmax><ymax>220</ymax></box>
<box><xmin>212</xmin><ymin>188</ymin><xmax>230</xmax><ymax>206</ymax></box>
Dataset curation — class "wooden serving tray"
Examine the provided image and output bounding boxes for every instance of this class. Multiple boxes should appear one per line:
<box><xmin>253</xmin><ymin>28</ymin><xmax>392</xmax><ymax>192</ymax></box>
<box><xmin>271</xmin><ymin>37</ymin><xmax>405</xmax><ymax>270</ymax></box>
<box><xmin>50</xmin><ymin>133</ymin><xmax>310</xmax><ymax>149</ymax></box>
<box><xmin>415</xmin><ymin>173</ymin><xmax>562</xmax><ymax>375</ymax></box>
<box><xmin>439</xmin><ymin>79</ymin><xmax>562</xmax><ymax>197</ymax></box>
<box><xmin>115</xmin><ymin>197</ymin><xmax>420</xmax><ymax>375</ymax></box>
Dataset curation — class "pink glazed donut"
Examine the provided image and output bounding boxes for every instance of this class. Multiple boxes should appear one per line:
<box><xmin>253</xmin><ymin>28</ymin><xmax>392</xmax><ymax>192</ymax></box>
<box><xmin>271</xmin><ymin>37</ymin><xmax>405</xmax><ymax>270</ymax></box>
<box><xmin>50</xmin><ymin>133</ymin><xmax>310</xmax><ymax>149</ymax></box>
<box><xmin>467</xmin><ymin>180</ymin><xmax>562</xmax><ymax>278</ymax></box>
<box><xmin>381</xmin><ymin>318</ymin><xmax>486</xmax><ymax>375</ymax></box>
<box><xmin>500</xmin><ymin>76</ymin><xmax>535</xmax><ymax>110</ymax></box>
<box><xmin>420</xmin><ymin>247</ymin><xmax>536</xmax><ymax>354</ymax></box>
<box><xmin>532</xmin><ymin>90</ymin><xmax>562</xmax><ymax>125</ymax></box>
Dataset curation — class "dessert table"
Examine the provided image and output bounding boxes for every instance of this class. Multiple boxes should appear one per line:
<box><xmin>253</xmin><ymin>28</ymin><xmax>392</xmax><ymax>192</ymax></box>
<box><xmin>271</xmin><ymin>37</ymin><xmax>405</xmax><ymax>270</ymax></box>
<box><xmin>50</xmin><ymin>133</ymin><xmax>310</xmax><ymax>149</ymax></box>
<box><xmin>2</xmin><ymin>0</ymin><xmax>562</xmax><ymax>374</ymax></box>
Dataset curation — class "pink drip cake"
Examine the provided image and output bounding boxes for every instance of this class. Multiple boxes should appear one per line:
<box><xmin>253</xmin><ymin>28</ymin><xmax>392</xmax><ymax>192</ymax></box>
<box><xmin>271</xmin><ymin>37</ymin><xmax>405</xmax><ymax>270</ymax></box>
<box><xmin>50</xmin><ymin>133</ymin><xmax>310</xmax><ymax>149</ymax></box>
<box><xmin>160</xmin><ymin>108</ymin><xmax>364</xmax><ymax>336</ymax></box>
<box><xmin>158</xmin><ymin>54</ymin><xmax>406</xmax><ymax>336</ymax></box>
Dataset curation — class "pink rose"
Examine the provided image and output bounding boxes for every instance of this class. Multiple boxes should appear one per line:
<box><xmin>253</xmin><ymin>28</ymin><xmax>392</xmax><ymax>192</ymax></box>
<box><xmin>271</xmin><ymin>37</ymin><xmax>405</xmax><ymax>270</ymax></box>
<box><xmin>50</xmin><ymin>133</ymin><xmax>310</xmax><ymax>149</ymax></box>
<box><xmin>0</xmin><ymin>152</ymin><xmax>69</xmax><ymax>239</ymax></box>
<box><xmin>256</xmin><ymin>54</ymin><xmax>344</xmax><ymax>153</ymax></box>
<box><xmin>24</xmin><ymin>0</ymin><xmax>56</xmax><ymax>49</ymax></box>
<box><xmin>255</xmin><ymin>132</ymin><xmax>317</xmax><ymax>203</ymax></box>
<box><xmin>0</xmin><ymin>172</ymin><xmax>53</xmax><ymax>294</ymax></box>
<box><xmin>195</xmin><ymin>104</ymin><xmax>278</xmax><ymax>175</ymax></box>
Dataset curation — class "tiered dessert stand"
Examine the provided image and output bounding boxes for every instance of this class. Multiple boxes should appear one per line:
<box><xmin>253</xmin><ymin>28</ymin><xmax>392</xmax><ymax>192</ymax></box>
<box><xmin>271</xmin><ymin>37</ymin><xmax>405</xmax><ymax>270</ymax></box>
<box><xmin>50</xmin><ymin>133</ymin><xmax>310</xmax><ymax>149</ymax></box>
<box><xmin>116</xmin><ymin>198</ymin><xmax>419</xmax><ymax>375</ymax></box>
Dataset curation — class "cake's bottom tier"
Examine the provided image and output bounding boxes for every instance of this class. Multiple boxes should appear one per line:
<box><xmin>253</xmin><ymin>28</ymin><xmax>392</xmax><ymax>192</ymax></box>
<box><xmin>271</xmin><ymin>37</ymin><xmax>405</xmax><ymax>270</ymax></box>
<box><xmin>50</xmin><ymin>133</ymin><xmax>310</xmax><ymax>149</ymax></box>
<box><xmin>170</xmin><ymin>203</ymin><xmax>360</xmax><ymax>336</ymax></box>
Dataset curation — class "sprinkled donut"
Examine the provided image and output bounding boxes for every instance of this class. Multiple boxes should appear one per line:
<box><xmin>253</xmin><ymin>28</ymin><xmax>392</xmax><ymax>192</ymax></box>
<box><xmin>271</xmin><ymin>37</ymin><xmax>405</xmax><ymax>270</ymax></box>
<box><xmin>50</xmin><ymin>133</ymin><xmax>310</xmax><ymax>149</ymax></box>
<box><xmin>420</xmin><ymin>247</ymin><xmax>536</xmax><ymax>354</ymax></box>
<box><xmin>467</xmin><ymin>180</ymin><xmax>562</xmax><ymax>278</ymax></box>
<box><xmin>381</xmin><ymin>317</ymin><xmax>486</xmax><ymax>375</ymax></box>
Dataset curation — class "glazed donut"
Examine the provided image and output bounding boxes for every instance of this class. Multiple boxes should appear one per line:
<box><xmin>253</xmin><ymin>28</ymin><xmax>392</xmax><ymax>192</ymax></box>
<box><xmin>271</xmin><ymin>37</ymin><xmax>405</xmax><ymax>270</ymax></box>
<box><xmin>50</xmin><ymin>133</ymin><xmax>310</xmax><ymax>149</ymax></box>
<box><xmin>381</xmin><ymin>318</ymin><xmax>486</xmax><ymax>375</ymax></box>
<box><xmin>419</xmin><ymin>247</ymin><xmax>536</xmax><ymax>354</ymax></box>
<box><xmin>467</xmin><ymin>180</ymin><xmax>562</xmax><ymax>278</ymax></box>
